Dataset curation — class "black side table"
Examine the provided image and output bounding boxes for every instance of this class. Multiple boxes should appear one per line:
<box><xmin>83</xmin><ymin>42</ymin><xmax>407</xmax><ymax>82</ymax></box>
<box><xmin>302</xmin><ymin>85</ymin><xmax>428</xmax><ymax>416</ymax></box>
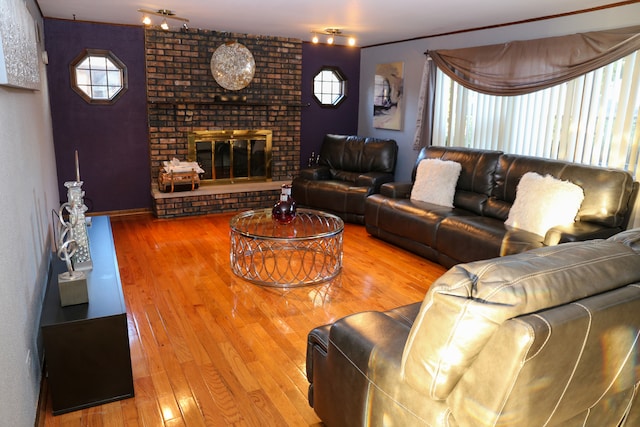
<box><xmin>40</xmin><ymin>216</ymin><xmax>134</xmax><ymax>415</ymax></box>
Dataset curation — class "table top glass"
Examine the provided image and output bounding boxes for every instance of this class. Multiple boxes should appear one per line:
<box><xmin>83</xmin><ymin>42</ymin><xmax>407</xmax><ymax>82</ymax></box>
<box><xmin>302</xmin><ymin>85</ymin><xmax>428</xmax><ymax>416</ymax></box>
<box><xmin>230</xmin><ymin>208</ymin><xmax>344</xmax><ymax>240</ymax></box>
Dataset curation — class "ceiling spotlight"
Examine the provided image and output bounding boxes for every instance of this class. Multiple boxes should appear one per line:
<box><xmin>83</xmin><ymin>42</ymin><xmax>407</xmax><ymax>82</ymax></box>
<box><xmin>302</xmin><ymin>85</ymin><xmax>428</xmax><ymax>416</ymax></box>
<box><xmin>309</xmin><ymin>28</ymin><xmax>357</xmax><ymax>46</ymax></box>
<box><xmin>137</xmin><ymin>8</ymin><xmax>189</xmax><ymax>30</ymax></box>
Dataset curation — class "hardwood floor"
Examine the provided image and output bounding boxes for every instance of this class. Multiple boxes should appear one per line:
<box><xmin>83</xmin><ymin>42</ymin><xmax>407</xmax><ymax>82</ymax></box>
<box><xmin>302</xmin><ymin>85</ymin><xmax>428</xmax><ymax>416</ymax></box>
<box><xmin>38</xmin><ymin>212</ymin><xmax>446</xmax><ymax>426</ymax></box>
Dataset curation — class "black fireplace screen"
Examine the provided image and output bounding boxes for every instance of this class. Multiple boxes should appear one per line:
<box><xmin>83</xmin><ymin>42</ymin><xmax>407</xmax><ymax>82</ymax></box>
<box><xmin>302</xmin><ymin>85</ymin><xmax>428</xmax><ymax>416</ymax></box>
<box><xmin>188</xmin><ymin>130</ymin><xmax>272</xmax><ymax>183</ymax></box>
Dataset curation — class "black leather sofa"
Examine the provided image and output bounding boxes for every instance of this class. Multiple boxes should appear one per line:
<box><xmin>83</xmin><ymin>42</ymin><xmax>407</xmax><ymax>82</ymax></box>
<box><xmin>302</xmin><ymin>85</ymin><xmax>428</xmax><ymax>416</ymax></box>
<box><xmin>292</xmin><ymin>134</ymin><xmax>398</xmax><ymax>224</ymax></box>
<box><xmin>365</xmin><ymin>146</ymin><xmax>638</xmax><ymax>267</ymax></box>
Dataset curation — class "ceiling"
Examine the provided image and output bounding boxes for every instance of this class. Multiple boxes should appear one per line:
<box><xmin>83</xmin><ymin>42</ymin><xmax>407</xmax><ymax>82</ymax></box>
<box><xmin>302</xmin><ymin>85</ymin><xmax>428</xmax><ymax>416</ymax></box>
<box><xmin>37</xmin><ymin>0</ymin><xmax>626</xmax><ymax>47</ymax></box>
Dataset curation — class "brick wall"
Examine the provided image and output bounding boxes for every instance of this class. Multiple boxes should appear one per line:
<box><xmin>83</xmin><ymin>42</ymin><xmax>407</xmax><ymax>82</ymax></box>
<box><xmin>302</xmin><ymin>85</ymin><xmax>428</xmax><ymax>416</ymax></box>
<box><xmin>153</xmin><ymin>187</ymin><xmax>282</xmax><ymax>218</ymax></box>
<box><xmin>144</xmin><ymin>28</ymin><xmax>302</xmax><ymax>217</ymax></box>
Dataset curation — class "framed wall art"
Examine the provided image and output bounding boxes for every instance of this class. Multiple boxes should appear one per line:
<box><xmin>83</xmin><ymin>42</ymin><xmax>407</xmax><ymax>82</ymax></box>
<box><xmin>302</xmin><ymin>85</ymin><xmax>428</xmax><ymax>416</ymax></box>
<box><xmin>0</xmin><ymin>0</ymin><xmax>40</xmax><ymax>90</ymax></box>
<box><xmin>373</xmin><ymin>61</ymin><xmax>403</xmax><ymax>130</ymax></box>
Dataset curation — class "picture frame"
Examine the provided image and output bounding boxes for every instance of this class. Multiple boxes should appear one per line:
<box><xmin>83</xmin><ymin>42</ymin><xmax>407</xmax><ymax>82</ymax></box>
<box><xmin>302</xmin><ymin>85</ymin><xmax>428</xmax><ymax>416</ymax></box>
<box><xmin>373</xmin><ymin>61</ymin><xmax>404</xmax><ymax>130</ymax></box>
<box><xmin>0</xmin><ymin>0</ymin><xmax>41</xmax><ymax>90</ymax></box>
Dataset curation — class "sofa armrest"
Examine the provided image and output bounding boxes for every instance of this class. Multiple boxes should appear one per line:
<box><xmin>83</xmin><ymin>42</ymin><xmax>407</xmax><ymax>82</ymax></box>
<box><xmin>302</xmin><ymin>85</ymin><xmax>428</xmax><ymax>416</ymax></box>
<box><xmin>306</xmin><ymin>324</ymin><xmax>330</xmax><ymax>382</ymax></box>
<box><xmin>299</xmin><ymin>166</ymin><xmax>332</xmax><ymax>180</ymax></box>
<box><xmin>500</xmin><ymin>229</ymin><xmax>545</xmax><ymax>256</ymax></box>
<box><xmin>307</xmin><ymin>311</ymin><xmax>414</xmax><ymax>426</ymax></box>
<box><xmin>544</xmin><ymin>221</ymin><xmax>622</xmax><ymax>246</ymax></box>
<box><xmin>379</xmin><ymin>181</ymin><xmax>413</xmax><ymax>198</ymax></box>
<box><xmin>355</xmin><ymin>172</ymin><xmax>395</xmax><ymax>191</ymax></box>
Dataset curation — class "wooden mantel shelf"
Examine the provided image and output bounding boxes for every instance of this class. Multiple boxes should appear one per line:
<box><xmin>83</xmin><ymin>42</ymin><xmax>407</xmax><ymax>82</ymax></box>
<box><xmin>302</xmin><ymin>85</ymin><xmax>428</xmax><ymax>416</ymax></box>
<box><xmin>148</xmin><ymin>100</ymin><xmax>310</xmax><ymax>108</ymax></box>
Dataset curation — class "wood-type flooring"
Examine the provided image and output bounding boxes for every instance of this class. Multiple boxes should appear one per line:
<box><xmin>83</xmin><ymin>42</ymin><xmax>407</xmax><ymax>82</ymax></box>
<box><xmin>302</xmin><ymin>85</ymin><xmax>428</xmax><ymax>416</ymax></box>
<box><xmin>38</xmin><ymin>212</ymin><xmax>446</xmax><ymax>426</ymax></box>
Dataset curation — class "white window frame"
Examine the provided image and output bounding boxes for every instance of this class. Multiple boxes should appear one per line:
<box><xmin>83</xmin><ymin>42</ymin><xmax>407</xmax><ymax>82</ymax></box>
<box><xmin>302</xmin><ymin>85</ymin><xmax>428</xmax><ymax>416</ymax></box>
<box><xmin>70</xmin><ymin>49</ymin><xmax>128</xmax><ymax>104</ymax></box>
<box><xmin>312</xmin><ymin>66</ymin><xmax>347</xmax><ymax>107</ymax></box>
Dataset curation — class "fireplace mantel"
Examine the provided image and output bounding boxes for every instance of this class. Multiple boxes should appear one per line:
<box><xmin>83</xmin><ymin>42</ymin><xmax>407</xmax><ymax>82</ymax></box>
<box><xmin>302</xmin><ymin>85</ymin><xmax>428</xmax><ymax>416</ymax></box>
<box><xmin>149</xmin><ymin>100</ymin><xmax>309</xmax><ymax>108</ymax></box>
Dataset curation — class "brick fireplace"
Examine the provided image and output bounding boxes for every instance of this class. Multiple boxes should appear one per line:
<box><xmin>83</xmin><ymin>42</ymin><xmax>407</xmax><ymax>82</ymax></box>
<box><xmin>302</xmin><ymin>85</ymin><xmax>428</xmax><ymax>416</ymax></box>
<box><xmin>144</xmin><ymin>28</ymin><xmax>302</xmax><ymax>218</ymax></box>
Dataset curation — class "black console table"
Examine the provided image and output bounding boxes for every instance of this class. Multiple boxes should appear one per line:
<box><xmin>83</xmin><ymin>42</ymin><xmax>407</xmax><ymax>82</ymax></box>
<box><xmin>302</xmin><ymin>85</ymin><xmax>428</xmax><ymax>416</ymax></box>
<box><xmin>40</xmin><ymin>216</ymin><xmax>134</xmax><ymax>415</ymax></box>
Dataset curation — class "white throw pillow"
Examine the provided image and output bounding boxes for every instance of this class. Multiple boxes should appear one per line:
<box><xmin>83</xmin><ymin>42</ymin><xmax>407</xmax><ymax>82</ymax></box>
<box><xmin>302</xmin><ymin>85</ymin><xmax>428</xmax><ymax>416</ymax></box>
<box><xmin>410</xmin><ymin>158</ymin><xmax>462</xmax><ymax>207</ymax></box>
<box><xmin>505</xmin><ymin>172</ymin><xmax>584</xmax><ymax>237</ymax></box>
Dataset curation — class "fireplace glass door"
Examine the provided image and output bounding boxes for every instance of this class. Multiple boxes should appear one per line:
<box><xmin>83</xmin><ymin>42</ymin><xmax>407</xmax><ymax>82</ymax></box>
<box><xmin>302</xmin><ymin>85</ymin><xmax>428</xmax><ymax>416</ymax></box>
<box><xmin>189</xmin><ymin>130</ymin><xmax>272</xmax><ymax>184</ymax></box>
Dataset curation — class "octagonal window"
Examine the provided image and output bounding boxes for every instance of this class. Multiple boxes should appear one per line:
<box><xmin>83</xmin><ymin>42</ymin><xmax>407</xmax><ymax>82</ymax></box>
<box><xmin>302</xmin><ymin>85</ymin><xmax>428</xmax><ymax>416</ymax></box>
<box><xmin>313</xmin><ymin>66</ymin><xmax>346</xmax><ymax>107</ymax></box>
<box><xmin>70</xmin><ymin>49</ymin><xmax>127</xmax><ymax>104</ymax></box>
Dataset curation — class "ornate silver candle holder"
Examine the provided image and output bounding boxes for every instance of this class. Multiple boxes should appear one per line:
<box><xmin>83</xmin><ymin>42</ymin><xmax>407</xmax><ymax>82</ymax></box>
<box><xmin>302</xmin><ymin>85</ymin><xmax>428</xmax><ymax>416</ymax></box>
<box><xmin>55</xmin><ymin>202</ymin><xmax>89</xmax><ymax>306</ymax></box>
<box><xmin>62</xmin><ymin>180</ymin><xmax>92</xmax><ymax>271</ymax></box>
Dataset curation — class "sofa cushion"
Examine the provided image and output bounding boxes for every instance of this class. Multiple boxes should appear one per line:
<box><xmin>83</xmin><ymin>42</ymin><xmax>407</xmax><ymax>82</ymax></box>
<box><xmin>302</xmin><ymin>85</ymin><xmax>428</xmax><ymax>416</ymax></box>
<box><xmin>320</xmin><ymin>134</ymin><xmax>398</xmax><ymax>174</ymax></box>
<box><xmin>401</xmin><ymin>236</ymin><xmax>640</xmax><ymax>401</ymax></box>
<box><xmin>417</xmin><ymin>146</ymin><xmax>502</xmax><ymax>215</ymax></box>
<box><xmin>489</xmin><ymin>154</ymin><xmax>635</xmax><ymax>227</ymax></box>
<box><xmin>505</xmin><ymin>172</ymin><xmax>584</xmax><ymax>237</ymax></box>
<box><xmin>299</xmin><ymin>181</ymin><xmax>371</xmax><ymax>215</ymax></box>
<box><xmin>435</xmin><ymin>216</ymin><xmax>511</xmax><ymax>264</ymax></box>
<box><xmin>410</xmin><ymin>159</ymin><xmax>462</xmax><ymax>207</ymax></box>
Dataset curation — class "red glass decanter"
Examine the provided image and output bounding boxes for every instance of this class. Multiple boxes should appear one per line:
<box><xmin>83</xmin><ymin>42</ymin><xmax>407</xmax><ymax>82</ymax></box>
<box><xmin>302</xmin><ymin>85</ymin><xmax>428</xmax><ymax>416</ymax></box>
<box><xmin>272</xmin><ymin>184</ymin><xmax>297</xmax><ymax>224</ymax></box>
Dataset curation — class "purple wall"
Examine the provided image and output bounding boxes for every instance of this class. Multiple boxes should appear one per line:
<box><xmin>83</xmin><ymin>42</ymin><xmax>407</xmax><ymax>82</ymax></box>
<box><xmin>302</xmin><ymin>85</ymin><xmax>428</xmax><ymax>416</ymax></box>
<box><xmin>45</xmin><ymin>19</ymin><xmax>150</xmax><ymax>212</ymax></box>
<box><xmin>301</xmin><ymin>43</ymin><xmax>360</xmax><ymax>168</ymax></box>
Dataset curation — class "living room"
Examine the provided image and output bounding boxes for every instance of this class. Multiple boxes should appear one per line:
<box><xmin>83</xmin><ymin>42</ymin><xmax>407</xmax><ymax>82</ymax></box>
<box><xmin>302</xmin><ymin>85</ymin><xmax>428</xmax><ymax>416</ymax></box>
<box><xmin>2</xmin><ymin>1</ymin><xmax>640</xmax><ymax>426</ymax></box>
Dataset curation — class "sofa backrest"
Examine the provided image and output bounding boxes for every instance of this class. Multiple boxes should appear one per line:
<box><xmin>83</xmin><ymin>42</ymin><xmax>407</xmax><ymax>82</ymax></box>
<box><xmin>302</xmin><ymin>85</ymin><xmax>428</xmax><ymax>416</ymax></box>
<box><xmin>415</xmin><ymin>146</ymin><xmax>502</xmax><ymax>215</ymax></box>
<box><xmin>319</xmin><ymin>134</ymin><xmax>398</xmax><ymax>177</ymax></box>
<box><xmin>401</xmin><ymin>232</ymin><xmax>640</xmax><ymax>402</ymax></box>
<box><xmin>448</xmin><ymin>282</ymin><xmax>640</xmax><ymax>426</ymax></box>
<box><xmin>486</xmin><ymin>154</ymin><xmax>636</xmax><ymax>226</ymax></box>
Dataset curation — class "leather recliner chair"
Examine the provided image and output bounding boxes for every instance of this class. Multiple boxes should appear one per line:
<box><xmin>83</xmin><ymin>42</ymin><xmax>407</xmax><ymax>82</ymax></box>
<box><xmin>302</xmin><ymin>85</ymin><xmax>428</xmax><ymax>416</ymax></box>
<box><xmin>306</xmin><ymin>229</ymin><xmax>640</xmax><ymax>426</ymax></box>
<box><xmin>292</xmin><ymin>134</ymin><xmax>398</xmax><ymax>224</ymax></box>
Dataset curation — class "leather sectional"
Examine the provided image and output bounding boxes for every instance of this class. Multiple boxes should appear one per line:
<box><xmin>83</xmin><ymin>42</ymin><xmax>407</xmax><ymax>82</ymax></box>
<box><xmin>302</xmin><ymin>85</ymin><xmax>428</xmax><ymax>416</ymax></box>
<box><xmin>292</xmin><ymin>134</ymin><xmax>398</xmax><ymax>224</ymax></box>
<box><xmin>365</xmin><ymin>146</ymin><xmax>638</xmax><ymax>267</ymax></box>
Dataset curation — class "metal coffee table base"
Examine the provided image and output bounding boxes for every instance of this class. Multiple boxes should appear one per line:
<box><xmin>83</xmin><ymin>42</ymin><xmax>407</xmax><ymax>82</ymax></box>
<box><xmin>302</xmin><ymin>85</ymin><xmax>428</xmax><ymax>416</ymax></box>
<box><xmin>230</xmin><ymin>209</ymin><xmax>344</xmax><ymax>287</ymax></box>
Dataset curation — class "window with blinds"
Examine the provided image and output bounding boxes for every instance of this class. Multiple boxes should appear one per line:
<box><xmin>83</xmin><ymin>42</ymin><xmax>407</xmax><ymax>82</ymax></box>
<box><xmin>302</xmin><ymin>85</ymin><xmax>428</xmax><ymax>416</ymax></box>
<box><xmin>432</xmin><ymin>50</ymin><xmax>640</xmax><ymax>179</ymax></box>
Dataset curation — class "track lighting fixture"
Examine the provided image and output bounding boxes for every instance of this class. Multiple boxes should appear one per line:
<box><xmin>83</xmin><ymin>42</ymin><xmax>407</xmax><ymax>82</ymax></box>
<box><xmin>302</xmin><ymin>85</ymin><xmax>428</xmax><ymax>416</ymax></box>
<box><xmin>310</xmin><ymin>28</ymin><xmax>357</xmax><ymax>46</ymax></box>
<box><xmin>137</xmin><ymin>8</ymin><xmax>189</xmax><ymax>30</ymax></box>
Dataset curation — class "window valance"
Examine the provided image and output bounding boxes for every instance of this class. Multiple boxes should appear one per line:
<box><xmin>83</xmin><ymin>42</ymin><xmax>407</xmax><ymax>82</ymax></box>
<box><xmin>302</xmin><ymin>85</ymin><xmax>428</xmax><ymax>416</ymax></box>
<box><xmin>414</xmin><ymin>25</ymin><xmax>640</xmax><ymax>150</ymax></box>
<box><xmin>427</xmin><ymin>25</ymin><xmax>640</xmax><ymax>95</ymax></box>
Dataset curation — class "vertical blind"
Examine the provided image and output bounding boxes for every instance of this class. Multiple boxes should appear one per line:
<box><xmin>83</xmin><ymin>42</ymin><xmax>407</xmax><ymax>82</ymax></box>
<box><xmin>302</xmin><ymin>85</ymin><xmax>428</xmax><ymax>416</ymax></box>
<box><xmin>432</xmin><ymin>50</ymin><xmax>640</xmax><ymax>179</ymax></box>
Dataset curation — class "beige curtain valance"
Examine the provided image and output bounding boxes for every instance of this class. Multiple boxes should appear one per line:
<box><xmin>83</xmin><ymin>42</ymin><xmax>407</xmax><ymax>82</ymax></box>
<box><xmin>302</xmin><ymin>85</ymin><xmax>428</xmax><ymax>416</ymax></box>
<box><xmin>427</xmin><ymin>25</ymin><xmax>640</xmax><ymax>95</ymax></box>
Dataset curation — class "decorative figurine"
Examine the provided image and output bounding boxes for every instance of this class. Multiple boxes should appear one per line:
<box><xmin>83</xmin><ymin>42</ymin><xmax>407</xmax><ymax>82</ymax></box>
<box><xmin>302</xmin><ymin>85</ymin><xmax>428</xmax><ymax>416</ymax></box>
<box><xmin>63</xmin><ymin>150</ymin><xmax>92</xmax><ymax>271</ymax></box>
<box><xmin>61</xmin><ymin>180</ymin><xmax>92</xmax><ymax>270</ymax></box>
<box><xmin>55</xmin><ymin>199</ymin><xmax>89</xmax><ymax>306</ymax></box>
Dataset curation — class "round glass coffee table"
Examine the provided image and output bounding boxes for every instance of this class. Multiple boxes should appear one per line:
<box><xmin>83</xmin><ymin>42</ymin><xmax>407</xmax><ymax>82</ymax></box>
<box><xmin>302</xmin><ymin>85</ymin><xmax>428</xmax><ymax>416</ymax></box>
<box><xmin>229</xmin><ymin>208</ymin><xmax>344</xmax><ymax>287</ymax></box>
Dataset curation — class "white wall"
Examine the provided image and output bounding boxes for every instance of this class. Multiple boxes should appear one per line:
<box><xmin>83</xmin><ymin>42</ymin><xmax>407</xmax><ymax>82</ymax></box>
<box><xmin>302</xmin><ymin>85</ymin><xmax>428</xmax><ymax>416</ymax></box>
<box><xmin>0</xmin><ymin>0</ymin><xmax>59</xmax><ymax>425</ymax></box>
<box><xmin>359</xmin><ymin>3</ymin><xmax>640</xmax><ymax>187</ymax></box>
